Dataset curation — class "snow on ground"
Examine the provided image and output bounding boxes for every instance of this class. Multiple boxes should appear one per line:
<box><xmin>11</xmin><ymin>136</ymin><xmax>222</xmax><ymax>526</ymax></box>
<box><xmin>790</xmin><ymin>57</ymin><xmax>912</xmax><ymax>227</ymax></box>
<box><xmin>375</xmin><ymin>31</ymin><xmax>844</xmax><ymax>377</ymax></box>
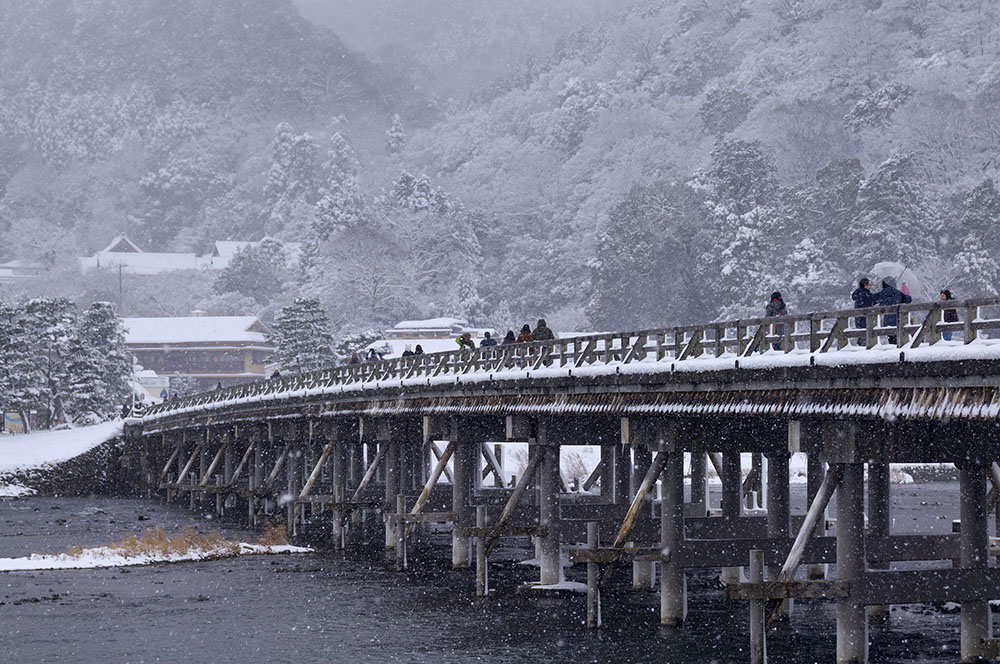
<box><xmin>0</xmin><ymin>541</ymin><xmax>312</xmax><ymax>572</ymax></box>
<box><xmin>0</xmin><ymin>420</ymin><xmax>123</xmax><ymax>474</ymax></box>
<box><xmin>0</xmin><ymin>483</ymin><xmax>36</xmax><ymax>497</ymax></box>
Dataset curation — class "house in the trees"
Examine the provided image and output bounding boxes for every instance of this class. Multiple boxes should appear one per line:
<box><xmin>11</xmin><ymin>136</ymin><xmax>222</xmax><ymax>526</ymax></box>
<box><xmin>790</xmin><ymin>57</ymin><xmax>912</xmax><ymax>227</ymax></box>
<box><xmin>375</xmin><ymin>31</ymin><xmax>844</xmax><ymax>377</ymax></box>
<box><xmin>122</xmin><ymin>314</ymin><xmax>273</xmax><ymax>394</ymax></box>
<box><xmin>78</xmin><ymin>235</ymin><xmax>303</xmax><ymax>275</ymax></box>
<box><xmin>372</xmin><ymin>317</ymin><xmax>495</xmax><ymax>356</ymax></box>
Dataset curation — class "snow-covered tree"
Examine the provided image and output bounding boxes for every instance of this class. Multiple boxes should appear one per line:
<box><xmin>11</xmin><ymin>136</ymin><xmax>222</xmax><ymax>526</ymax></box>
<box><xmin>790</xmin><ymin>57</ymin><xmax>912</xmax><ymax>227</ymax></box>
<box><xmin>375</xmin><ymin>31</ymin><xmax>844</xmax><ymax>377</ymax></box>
<box><xmin>588</xmin><ymin>182</ymin><xmax>707</xmax><ymax>329</ymax></box>
<box><xmin>7</xmin><ymin>298</ymin><xmax>77</xmax><ymax>428</ymax></box>
<box><xmin>848</xmin><ymin>154</ymin><xmax>938</xmax><ymax>268</ymax></box>
<box><xmin>64</xmin><ymin>302</ymin><xmax>131</xmax><ymax>423</ymax></box>
<box><xmin>268</xmin><ymin>297</ymin><xmax>336</xmax><ymax>374</ymax></box>
<box><xmin>952</xmin><ymin>179</ymin><xmax>1000</xmax><ymax>295</ymax></box>
<box><xmin>385</xmin><ymin>113</ymin><xmax>406</xmax><ymax>155</ymax></box>
<box><xmin>264</xmin><ymin>122</ymin><xmax>321</xmax><ymax>231</ymax></box>
<box><xmin>214</xmin><ymin>238</ymin><xmax>288</xmax><ymax>304</ymax></box>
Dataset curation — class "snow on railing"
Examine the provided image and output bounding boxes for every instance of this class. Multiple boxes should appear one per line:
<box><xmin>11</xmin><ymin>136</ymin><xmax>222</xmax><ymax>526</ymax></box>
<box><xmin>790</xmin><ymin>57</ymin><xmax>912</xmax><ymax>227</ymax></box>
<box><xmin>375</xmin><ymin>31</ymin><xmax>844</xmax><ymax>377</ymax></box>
<box><xmin>144</xmin><ymin>296</ymin><xmax>1000</xmax><ymax>420</ymax></box>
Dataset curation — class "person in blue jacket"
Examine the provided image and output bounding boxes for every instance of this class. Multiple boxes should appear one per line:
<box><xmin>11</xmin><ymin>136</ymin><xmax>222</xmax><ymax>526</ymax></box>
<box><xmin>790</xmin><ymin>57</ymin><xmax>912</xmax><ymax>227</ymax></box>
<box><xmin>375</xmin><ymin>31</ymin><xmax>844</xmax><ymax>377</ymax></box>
<box><xmin>851</xmin><ymin>277</ymin><xmax>876</xmax><ymax>340</ymax></box>
<box><xmin>874</xmin><ymin>276</ymin><xmax>912</xmax><ymax>345</ymax></box>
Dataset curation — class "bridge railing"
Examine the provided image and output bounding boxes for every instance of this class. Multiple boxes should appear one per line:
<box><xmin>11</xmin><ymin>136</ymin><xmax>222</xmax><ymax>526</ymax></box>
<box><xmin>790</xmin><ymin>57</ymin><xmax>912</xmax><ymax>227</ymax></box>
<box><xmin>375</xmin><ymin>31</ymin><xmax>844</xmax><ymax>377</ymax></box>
<box><xmin>145</xmin><ymin>296</ymin><xmax>1000</xmax><ymax>419</ymax></box>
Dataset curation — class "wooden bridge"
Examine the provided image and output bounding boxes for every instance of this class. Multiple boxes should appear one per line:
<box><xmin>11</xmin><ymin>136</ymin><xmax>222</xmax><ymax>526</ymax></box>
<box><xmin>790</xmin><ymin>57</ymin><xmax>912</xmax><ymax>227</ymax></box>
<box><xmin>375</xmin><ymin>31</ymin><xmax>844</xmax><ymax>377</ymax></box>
<box><xmin>125</xmin><ymin>297</ymin><xmax>1000</xmax><ymax>664</ymax></box>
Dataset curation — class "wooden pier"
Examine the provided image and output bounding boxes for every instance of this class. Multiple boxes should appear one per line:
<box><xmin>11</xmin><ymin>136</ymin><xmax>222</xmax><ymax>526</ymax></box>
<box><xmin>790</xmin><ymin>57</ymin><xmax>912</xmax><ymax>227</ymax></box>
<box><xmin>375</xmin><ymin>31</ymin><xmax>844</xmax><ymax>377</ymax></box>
<box><xmin>126</xmin><ymin>297</ymin><xmax>1000</xmax><ymax>663</ymax></box>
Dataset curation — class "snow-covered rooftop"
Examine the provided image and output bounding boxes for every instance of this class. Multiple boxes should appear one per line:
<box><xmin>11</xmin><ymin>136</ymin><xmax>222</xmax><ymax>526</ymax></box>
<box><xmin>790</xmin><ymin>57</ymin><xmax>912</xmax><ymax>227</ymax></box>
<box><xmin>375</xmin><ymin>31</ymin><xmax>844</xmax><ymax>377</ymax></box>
<box><xmin>122</xmin><ymin>316</ymin><xmax>271</xmax><ymax>345</ymax></box>
<box><xmin>393</xmin><ymin>317</ymin><xmax>468</xmax><ymax>331</ymax></box>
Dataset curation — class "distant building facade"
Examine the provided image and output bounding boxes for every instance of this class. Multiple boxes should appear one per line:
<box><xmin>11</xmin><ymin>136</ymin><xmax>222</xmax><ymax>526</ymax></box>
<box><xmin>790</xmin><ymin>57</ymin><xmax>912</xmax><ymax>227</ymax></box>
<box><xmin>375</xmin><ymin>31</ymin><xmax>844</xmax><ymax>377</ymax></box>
<box><xmin>122</xmin><ymin>314</ymin><xmax>272</xmax><ymax>393</ymax></box>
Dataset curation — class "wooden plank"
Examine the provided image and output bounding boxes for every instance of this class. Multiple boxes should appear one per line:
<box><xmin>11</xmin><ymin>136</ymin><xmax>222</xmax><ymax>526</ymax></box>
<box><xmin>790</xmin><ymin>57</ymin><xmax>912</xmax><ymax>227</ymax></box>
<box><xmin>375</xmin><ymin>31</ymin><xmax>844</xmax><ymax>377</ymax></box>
<box><xmin>227</xmin><ymin>441</ymin><xmax>256</xmax><ymax>486</ymax></box>
<box><xmin>856</xmin><ymin>568</ymin><xmax>1000</xmax><ymax>605</ymax></box>
<box><xmin>263</xmin><ymin>441</ymin><xmax>292</xmax><ymax>489</ymax></box>
<box><xmin>299</xmin><ymin>440</ymin><xmax>335</xmax><ymax>499</ymax></box>
<box><xmin>480</xmin><ymin>442</ymin><xmax>504</xmax><ymax>484</ymax></box>
<box><xmin>390</xmin><ymin>511</ymin><xmax>457</xmax><ymax>524</ymax></box>
<box><xmin>350</xmin><ymin>443</ymin><xmax>388</xmax><ymax>502</ymax></box>
<box><xmin>728</xmin><ymin>580</ymin><xmax>850</xmax><ymax>601</ymax></box>
<box><xmin>461</xmin><ymin>525</ymin><xmax>547</xmax><ymax>538</ymax></box>
<box><xmin>176</xmin><ymin>442</ymin><xmax>204</xmax><ymax>485</ymax></box>
<box><xmin>485</xmin><ymin>446</ymin><xmax>545</xmax><ymax>556</ymax></box>
<box><xmin>431</xmin><ymin>441</ymin><xmax>455</xmax><ymax>484</ymax></box>
<box><xmin>157</xmin><ymin>444</ymin><xmax>180</xmax><ymax>484</ymax></box>
<box><xmin>569</xmin><ymin>547</ymin><xmax>670</xmax><ymax>563</ymax></box>
<box><xmin>198</xmin><ymin>442</ymin><xmax>228</xmax><ymax>487</ymax></box>
<box><xmin>411</xmin><ymin>440</ymin><xmax>457</xmax><ymax>517</ymax></box>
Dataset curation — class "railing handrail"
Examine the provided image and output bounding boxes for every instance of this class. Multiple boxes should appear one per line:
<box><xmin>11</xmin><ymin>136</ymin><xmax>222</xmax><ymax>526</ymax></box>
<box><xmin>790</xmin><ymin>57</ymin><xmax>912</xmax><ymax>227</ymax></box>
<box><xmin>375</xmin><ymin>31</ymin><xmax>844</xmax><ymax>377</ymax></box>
<box><xmin>144</xmin><ymin>296</ymin><xmax>1000</xmax><ymax>419</ymax></box>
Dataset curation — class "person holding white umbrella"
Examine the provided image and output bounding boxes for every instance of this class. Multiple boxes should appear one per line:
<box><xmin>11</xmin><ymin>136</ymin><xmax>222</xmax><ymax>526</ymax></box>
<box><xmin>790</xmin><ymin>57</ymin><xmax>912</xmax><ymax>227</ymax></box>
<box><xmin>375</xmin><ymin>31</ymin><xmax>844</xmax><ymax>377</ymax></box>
<box><xmin>874</xmin><ymin>275</ymin><xmax>912</xmax><ymax>345</ymax></box>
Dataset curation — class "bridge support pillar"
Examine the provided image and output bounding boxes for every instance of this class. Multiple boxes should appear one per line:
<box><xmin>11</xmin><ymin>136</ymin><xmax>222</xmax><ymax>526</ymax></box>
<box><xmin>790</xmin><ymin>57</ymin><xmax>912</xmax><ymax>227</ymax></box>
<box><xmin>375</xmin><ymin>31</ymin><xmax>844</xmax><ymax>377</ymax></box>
<box><xmin>959</xmin><ymin>461</ymin><xmax>991</xmax><ymax>662</ymax></box>
<box><xmin>836</xmin><ymin>461</ymin><xmax>868</xmax><ymax>664</ymax></box>
<box><xmin>688</xmin><ymin>451</ymin><xmax>708</xmax><ymax>517</ymax></box>
<box><xmin>806</xmin><ymin>451</ymin><xmax>828</xmax><ymax>580</ymax></box>
<box><xmin>867</xmin><ymin>460</ymin><xmax>890</xmax><ymax>622</ymax></box>
<box><xmin>331</xmin><ymin>437</ymin><xmax>347</xmax><ymax>550</ymax></box>
<box><xmin>385</xmin><ymin>437</ymin><xmax>400</xmax><ymax>550</ymax></box>
<box><xmin>766</xmin><ymin>450</ymin><xmax>791</xmax><ymax>619</ymax></box>
<box><xmin>538</xmin><ymin>420</ymin><xmax>561</xmax><ymax>585</ymax></box>
<box><xmin>721</xmin><ymin>451</ymin><xmax>742</xmax><ymax>584</ymax></box>
<box><xmin>452</xmin><ymin>428</ymin><xmax>474</xmax><ymax>568</ymax></box>
<box><xmin>660</xmin><ymin>444</ymin><xmax>686</xmax><ymax>626</ymax></box>
<box><xmin>632</xmin><ymin>447</ymin><xmax>654</xmax><ymax>590</ymax></box>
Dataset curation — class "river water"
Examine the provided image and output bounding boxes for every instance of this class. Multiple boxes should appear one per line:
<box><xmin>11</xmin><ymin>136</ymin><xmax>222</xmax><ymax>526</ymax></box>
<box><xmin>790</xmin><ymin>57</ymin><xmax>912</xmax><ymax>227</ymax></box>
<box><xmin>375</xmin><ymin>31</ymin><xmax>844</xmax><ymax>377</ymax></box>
<box><xmin>0</xmin><ymin>484</ymin><xmax>985</xmax><ymax>663</ymax></box>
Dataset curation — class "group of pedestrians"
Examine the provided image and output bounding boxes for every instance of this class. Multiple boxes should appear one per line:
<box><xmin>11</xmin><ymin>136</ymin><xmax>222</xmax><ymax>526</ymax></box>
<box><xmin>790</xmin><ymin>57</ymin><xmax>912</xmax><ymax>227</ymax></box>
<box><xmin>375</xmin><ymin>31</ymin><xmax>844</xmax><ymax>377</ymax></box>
<box><xmin>764</xmin><ymin>276</ymin><xmax>959</xmax><ymax>349</ymax></box>
<box><xmin>454</xmin><ymin>319</ymin><xmax>555</xmax><ymax>349</ymax></box>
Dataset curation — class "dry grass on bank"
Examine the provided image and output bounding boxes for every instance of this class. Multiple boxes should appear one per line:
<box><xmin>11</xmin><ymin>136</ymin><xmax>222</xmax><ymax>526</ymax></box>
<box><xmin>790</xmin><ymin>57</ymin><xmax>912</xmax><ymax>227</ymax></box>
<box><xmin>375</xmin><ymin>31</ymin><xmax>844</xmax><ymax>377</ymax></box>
<box><xmin>65</xmin><ymin>524</ymin><xmax>288</xmax><ymax>558</ymax></box>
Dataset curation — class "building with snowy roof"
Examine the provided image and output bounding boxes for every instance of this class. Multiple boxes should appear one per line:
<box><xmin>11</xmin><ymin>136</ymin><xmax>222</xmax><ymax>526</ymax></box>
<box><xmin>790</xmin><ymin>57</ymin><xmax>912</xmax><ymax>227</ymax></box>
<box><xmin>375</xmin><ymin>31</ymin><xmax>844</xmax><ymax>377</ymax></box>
<box><xmin>372</xmin><ymin>317</ymin><xmax>496</xmax><ymax>357</ymax></box>
<box><xmin>77</xmin><ymin>235</ymin><xmax>302</xmax><ymax>275</ymax></box>
<box><xmin>122</xmin><ymin>314</ymin><xmax>272</xmax><ymax>393</ymax></box>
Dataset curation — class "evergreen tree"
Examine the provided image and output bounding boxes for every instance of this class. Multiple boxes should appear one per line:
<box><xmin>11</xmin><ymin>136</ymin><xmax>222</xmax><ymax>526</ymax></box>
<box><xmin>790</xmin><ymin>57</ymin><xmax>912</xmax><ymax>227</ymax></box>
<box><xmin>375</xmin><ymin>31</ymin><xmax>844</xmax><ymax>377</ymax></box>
<box><xmin>848</xmin><ymin>154</ymin><xmax>938</xmax><ymax>268</ymax></box>
<box><xmin>952</xmin><ymin>179</ymin><xmax>1000</xmax><ymax>295</ymax></box>
<box><xmin>14</xmin><ymin>298</ymin><xmax>76</xmax><ymax>428</ymax></box>
<box><xmin>303</xmin><ymin>132</ymin><xmax>365</xmax><ymax>274</ymax></box>
<box><xmin>64</xmin><ymin>302</ymin><xmax>131</xmax><ymax>423</ymax></box>
<box><xmin>268</xmin><ymin>298</ymin><xmax>336</xmax><ymax>374</ymax></box>
<box><xmin>264</xmin><ymin>122</ymin><xmax>321</xmax><ymax>230</ymax></box>
<box><xmin>587</xmin><ymin>182</ymin><xmax>706</xmax><ymax>329</ymax></box>
<box><xmin>701</xmin><ymin>140</ymin><xmax>781</xmax><ymax>318</ymax></box>
<box><xmin>214</xmin><ymin>238</ymin><xmax>288</xmax><ymax>304</ymax></box>
<box><xmin>386</xmin><ymin>113</ymin><xmax>406</xmax><ymax>155</ymax></box>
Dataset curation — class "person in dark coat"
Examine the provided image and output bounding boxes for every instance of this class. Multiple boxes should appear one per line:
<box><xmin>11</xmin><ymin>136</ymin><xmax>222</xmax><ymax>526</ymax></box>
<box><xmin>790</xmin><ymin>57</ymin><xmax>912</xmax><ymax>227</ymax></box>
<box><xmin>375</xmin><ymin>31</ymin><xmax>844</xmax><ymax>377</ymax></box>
<box><xmin>501</xmin><ymin>330</ymin><xmax>516</xmax><ymax>345</ymax></box>
<box><xmin>764</xmin><ymin>291</ymin><xmax>786</xmax><ymax>351</ymax></box>
<box><xmin>366</xmin><ymin>348</ymin><xmax>380</xmax><ymax>362</ymax></box>
<box><xmin>401</xmin><ymin>344</ymin><xmax>415</xmax><ymax>357</ymax></box>
<box><xmin>874</xmin><ymin>276</ymin><xmax>912</xmax><ymax>345</ymax></box>
<box><xmin>515</xmin><ymin>324</ymin><xmax>532</xmax><ymax>344</ymax></box>
<box><xmin>940</xmin><ymin>289</ymin><xmax>958</xmax><ymax>341</ymax></box>
<box><xmin>532</xmin><ymin>319</ymin><xmax>555</xmax><ymax>342</ymax></box>
<box><xmin>413</xmin><ymin>344</ymin><xmax>425</xmax><ymax>355</ymax></box>
<box><xmin>851</xmin><ymin>278</ymin><xmax>875</xmax><ymax>337</ymax></box>
<box><xmin>479</xmin><ymin>331</ymin><xmax>498</xmax><ymax>347</ymax></box>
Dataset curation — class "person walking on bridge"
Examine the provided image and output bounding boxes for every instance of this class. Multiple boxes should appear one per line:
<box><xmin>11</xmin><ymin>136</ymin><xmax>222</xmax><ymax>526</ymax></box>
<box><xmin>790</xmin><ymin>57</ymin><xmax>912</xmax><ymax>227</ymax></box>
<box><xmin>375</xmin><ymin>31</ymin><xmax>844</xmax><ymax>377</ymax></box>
<box><xmin>851</xmin><ymin>277</ymin><xmax>875</xmax><ymax>342</ymax></box>
<box><xmin>532</xmin><ymin>319</ymin><xmax>555</xmax><ymax>342</ymax></box>
<box><xmin>516</xmin><ymin>324</ymin><xmax>533</xmax><ymax>344</ymax></box>
<box><xmin>765</xmin><ymin>291</ymin><xmax>786</xmax><ymax>351</ymax></box>
<box><xmin>874</xmin><ymin>276</ymin><xmax>912</xmax><ymax>345</ymax></box>
<box><xmin>501</xmin><ymin>330</ymin><xmax>516</xmax><ymax>345</ymax></box>
<box><xmin>940</xmin><ymin>289</ymin><xmax>958</xmax><ymax>341</ymax></box>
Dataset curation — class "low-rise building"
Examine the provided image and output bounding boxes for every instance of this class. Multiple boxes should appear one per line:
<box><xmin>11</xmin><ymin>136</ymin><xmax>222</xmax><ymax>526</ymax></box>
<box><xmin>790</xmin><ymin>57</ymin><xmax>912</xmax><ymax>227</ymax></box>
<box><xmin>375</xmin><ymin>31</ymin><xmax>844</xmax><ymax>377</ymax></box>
<box><xmin>122</xmin><ymin>314</ymin><xmax>272</xmax><ymax>394</ymax></box>
<box><xmin>373</xmin><ymin>317</ymin><xmax>495</xmax><ymax>357</ymax></box>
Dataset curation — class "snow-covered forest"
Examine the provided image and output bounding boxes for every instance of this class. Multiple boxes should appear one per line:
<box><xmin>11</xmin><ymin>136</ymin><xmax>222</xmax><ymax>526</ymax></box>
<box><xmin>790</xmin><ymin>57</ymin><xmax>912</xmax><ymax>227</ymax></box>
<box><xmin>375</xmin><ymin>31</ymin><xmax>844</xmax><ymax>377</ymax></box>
<box><xmin>1</xmin><ymin>0</ymin><xmax>998</xmax><ymax>337</ymax></box>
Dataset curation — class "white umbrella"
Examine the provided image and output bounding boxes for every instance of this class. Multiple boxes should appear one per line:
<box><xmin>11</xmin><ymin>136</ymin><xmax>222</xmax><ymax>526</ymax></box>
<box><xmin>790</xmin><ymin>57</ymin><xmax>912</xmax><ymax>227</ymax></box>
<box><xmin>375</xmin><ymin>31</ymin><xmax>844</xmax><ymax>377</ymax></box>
<box><xmin>871</xmin><ymin>261</ymin><xmax>925</xmax><ymax>300</ymax></box>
